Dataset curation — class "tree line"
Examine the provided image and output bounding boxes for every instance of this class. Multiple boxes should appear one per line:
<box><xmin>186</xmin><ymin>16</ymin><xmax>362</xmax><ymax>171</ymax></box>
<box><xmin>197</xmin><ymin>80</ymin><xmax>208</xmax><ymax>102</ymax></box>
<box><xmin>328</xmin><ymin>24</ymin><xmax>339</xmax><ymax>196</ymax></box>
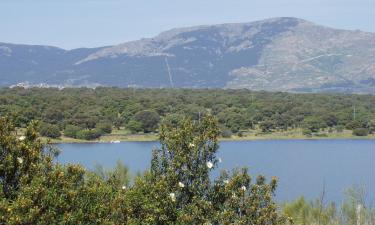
<box><xmin>0</xmin><ymin>87</ymin><xmax>374</xmax><ymax>140</ymax></box>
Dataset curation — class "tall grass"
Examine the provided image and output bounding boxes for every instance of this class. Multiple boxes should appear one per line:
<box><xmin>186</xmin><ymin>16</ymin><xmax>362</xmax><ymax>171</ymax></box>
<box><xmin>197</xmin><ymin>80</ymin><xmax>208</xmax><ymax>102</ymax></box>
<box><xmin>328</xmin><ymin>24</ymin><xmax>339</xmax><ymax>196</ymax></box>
<box><xmin>282</xmin><ymin>186</ymin><xmax>375</xmax><ymax>225</ymax></box>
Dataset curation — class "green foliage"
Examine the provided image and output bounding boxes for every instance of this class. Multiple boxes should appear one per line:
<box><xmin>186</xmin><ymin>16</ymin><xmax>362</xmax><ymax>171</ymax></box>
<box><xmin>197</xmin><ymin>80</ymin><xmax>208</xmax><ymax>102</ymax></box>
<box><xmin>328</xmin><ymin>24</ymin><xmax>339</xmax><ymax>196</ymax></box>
<box><xmin>43</xmin><ymin>108</ymin><xmax>64</xmax><ymax>124</ymax></box>
<box><xmin>133</xmin><ymin>110</ymin><xmax>160</xmax><ymax>133</ymax></box>
<box><xmin>75</xmin><ymin>129</ymin><xmax>102</xmax><ymax>140</ymax></box>
<box><xmin>368</xmin><ymin>120</ymin><xmax>375</xmax><ymax>134</ymax></box>
<box><xmin>260</xmin><ymin>120</ymin><xmax>275</xmax><ymax>133</ymax></box>
<box><xmin>283</xmin><ymin>196</ymin><xmax>336</xmax><ymax>225</ymax></box>
<box><xmin>113</xmin><ymin>117</ymin><xmax>125</xmax><ymax>130</ymax></box>
<box><xmin>38</xmin><ymin>122</ymin><xmax>61</xmax><ymax>138</ymax></box>
<box><xmin>282</xmin><ymin>186</ymin><xmax>375</xmax><ymax>225</ymax></box>
<box><xmin>126</xmin><ymin>120</ymin><xmax>143</xmax><ymax>134</ymax></box>
<box><xmin>92</xmin><ymin>160</ymin><xmax>130</xmax><ymax>189</ymax></box>
<box><xmin>303</xmin><ymin>116</ymin><xmax>327</xmax><ymax>133</ymax></box>
<box><xmin>63</xmin><ymin>125</ymin><xmax>81</xmax><ymax>138</ymax></box>
<box><xmin>346</xmin><ymin>121</ymin><xmax>363</xmax><ymax>130</ymax></box>
<box><xmin>352</xmin><ymin>128</ymin><xmax>369</xmax><ymax>136</ymax></box>
<box><xmin>302</xmin><ymin>128</ymin><xmax>312</xmax><ymax>136</ymax></box>
<box><xmin>0</xmin><ymin>117</ymin><xmax>53</xmax><ymax>199</ymax></box>
<box><xmin>151</xmin><ymin>115</ymin><xmax>220</xmax><ymax>211</ymax></box>
<box><xmin>1</xmin><ymin>88</ymin><xmax>374</xmax><ymax>140</ymax></box>
<box><xmin>0</xmin><ymin>115</ymin><xmax>286</xmax><ymax>224</ymax></box>
<box><xmin>96</xmin><ymin>122</ymin><xmax>113</xmax><ymax>134</ymax></box>
<box><xmin>148</xmin><ymin>115</ymin><xmax>286</xmax><ymax>224</ymax></box>
<box><xmin>162</xmin><ymin>113</ymin><xmax>185</xmax><ymax>127</ymax></box>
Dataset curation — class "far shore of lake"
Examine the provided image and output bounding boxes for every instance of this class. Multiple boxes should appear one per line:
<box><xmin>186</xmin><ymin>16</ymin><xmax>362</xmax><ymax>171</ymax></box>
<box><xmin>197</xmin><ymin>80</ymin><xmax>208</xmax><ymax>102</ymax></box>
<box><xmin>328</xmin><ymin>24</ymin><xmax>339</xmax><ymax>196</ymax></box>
<box><xmin>47</xmin><ymin>129</ymin><xmax>375</xmax><ymax>144</ymax></box>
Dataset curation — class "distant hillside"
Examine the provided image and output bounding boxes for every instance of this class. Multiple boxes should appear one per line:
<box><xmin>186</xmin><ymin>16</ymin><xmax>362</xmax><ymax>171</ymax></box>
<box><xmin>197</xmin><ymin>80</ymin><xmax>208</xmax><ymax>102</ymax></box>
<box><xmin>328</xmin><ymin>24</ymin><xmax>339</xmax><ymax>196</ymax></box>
<box><xmin>1</xmin><ymin>17</ymin><xmax>375</xmax><ymax>93</ymax></box>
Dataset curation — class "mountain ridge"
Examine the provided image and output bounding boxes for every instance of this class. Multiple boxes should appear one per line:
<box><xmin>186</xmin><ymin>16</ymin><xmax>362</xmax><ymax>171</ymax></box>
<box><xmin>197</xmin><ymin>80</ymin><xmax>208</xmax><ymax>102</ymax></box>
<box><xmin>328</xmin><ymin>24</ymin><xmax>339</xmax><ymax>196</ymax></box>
<box><xmin>1</xmin><ymin>17</ymin><xmax>375</xmax><ymax>93</ymax></box>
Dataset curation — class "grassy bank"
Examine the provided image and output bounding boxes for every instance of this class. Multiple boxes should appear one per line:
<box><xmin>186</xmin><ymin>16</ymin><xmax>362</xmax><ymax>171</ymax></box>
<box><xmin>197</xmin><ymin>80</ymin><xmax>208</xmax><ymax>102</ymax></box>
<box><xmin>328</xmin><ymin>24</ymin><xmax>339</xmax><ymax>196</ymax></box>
<box><xmin>45</xmin><ymin>128</ymin><xmax>375</xmax><ymax>143</ymax></box>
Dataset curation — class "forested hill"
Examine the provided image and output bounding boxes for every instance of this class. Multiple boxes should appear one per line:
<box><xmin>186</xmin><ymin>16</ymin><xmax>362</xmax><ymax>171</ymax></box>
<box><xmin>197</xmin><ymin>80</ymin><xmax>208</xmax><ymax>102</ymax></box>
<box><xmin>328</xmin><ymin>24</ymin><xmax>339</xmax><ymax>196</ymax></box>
<box><xmin>0</xmin><ymin>87</ymin><xmax>374</xmax><ymax>140</ymax></box>
<box><xmin>1</xmin><ymin>17</ymin><xmax>375</xmax><ymax>93</ymax></box>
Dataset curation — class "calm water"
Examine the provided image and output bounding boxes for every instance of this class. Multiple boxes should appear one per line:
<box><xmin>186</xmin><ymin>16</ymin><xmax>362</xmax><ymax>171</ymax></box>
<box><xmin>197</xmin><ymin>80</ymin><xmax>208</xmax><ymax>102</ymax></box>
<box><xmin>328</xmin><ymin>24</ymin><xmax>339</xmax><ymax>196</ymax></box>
<box><xmin>56</xmin><ymin>140</ymin><xmax>375</xmax><ymax>202</ymax></box>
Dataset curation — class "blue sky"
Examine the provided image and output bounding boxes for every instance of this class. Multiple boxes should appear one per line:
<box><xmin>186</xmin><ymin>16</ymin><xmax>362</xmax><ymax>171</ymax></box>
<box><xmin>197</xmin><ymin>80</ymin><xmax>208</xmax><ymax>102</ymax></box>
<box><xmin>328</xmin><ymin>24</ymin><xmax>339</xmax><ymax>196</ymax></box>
<box><xmin>1</xmin><ymin>0</ymin><xmax>374</xmax><ymax>49</ymax></box>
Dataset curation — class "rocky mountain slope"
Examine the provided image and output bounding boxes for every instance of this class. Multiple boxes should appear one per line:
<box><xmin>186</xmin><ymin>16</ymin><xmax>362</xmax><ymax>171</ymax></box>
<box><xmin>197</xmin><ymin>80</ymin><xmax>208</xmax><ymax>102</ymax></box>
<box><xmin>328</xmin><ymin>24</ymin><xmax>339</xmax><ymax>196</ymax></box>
<box><xmin>1</xmin><ymin>17</ymin><xmax>375</xmax><ymax>93</ymax></box>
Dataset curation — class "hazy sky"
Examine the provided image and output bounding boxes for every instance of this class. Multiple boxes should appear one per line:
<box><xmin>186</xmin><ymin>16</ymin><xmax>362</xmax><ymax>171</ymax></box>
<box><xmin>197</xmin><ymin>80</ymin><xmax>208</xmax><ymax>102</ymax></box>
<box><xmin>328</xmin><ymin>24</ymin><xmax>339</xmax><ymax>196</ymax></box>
<box><xmin>1</xmin><ymin>0</ymin><xmax>374</xmax><ymax>49</ymax></box>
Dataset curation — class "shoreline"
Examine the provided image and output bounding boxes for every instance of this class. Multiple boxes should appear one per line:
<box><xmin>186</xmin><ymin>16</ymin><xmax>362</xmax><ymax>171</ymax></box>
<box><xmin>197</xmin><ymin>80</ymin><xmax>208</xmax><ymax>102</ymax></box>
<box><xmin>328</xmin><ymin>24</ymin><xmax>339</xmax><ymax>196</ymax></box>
<box><xmin>47</xmin><ymin>132</ymin><xmax>375</xmax><ymax>144</ymax></box>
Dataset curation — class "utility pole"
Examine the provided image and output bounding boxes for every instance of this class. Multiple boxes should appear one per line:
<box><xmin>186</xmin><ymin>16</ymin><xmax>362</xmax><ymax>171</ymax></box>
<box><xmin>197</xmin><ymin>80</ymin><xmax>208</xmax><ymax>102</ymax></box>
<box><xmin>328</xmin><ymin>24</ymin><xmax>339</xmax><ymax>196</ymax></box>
<box><xmin>353</xmin><ymin>105</ymin><xmax>356</xmax><ymax>121</ymax></box>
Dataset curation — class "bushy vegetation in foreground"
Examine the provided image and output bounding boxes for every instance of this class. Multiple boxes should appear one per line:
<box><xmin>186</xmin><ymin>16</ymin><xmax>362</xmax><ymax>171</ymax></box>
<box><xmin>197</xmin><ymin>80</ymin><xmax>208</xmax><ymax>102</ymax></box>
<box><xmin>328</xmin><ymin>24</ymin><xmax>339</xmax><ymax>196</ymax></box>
<box><xmin>284</xmin><ymin>185</ymin><xmax>375</xmax><ymax>225</ymax></box>
<box><xmin>0</xmin><ymin>88</ymin><xmax>374</xmax><ymax>140</ymax></box>
<box><xmin>0</xmin><ymin>116</ymin><xmax>289</xmax><ymax>224</ymax></box>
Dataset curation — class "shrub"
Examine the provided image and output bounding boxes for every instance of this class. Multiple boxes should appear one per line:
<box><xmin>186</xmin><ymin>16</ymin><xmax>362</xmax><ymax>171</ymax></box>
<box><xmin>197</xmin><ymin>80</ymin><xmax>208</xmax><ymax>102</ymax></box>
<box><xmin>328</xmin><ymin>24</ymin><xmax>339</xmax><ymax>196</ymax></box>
<box><xmin>283</xmin><ymin>186</ymin><xmax>375</xmax><ymax>225</ymax></box>
<box><xmin>134</xmin><ymin>110</ymin><xmax>160</xmax><ymax>133</ymax></box>
<box><xmin>352</xmin><ymin>128</ymin><xmax>369</xmax><ymax>136</ymax></box>
<box><xmin>303</xmin><ymin>117</ymin><xmax>326</xmax><ymax>133</ymax></box>
<box><xmin>149</xmin><ymin>115</ymin><xmax>286</xmax><ymax>224</ymax></box>
<box><xmin>38</xmin><ymin>122</ymin><xmax>61</xmax><ymax>138</ymax></box>
<box><xmin>76</xmin><ymin>129</ymin><xmax>102</xmax><ymax>140</ymax></box>
<box><xmin>0</xmin><ymin>116</ymin><xmax>286</xmax><ymax>224</ymax></box>
<box><xmin>369</xmin><ymin>120</ymin><xmax>375</xmax><ymax>134</ymax></box>
<box><xmin>127</xmin><ymin>120</ymin><xmax>143</xmax><ymax>134</ymax></box>
<box><xmin>302</xmin><ymin>128</ymin><xmax>312</xmax><ymax>136</ymax></box>
<box><xmin>346</xmin><ymin>121</ymin><xmax>362</xmax><ymax>130</ymax></box>
<box><xmin>259</xmin><ymin>120</ymin><xmax>275</xmax><ymax>133</ymax></box>
<box><xmin>63</xmin><ymin>125</ymin><xmax>81</xmax><ymax>138</ymax></box>
<box><xmin>96</xmin><ymin>122</ymin><xmax>112</xmax><ymax>134</ymax></box>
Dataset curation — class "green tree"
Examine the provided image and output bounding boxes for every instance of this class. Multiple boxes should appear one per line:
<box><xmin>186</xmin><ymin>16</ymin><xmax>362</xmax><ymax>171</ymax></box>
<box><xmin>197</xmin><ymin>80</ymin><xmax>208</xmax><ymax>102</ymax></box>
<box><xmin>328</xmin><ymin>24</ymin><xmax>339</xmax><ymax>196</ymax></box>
<box><xmin>352</xmin><ymin>128</ymin><xmax>369</xmax><ymax>136</ymax></box>
<box><xmin>0</xmin><ymin>117</ymin><xmax>54</xmax><ymax>199</ymax></box>
<box><xmin>63</xmin><ymin>125</ymin><xmax>81</xmax><ymax>138</ymax></box>
<box><xmin>134</xmin><ymin>110</ymin><xmax>160</xmax><ymax>133</ymax></box>
<box><xmin>126</xmin><ymin>120</ymin><xmax>142</xmax><ymax>134</ymax></box>
<box><xmin>76</xmin><ymin>129</ymin><xmax>102</xmax><ymax>140</ymax></box>
<box><xmin>113</xmin><ymin>117</ymin><xmax>125</xmax><ymax>130</ymax></box>
<box><xmin>303</xmin><ymin>117</ymin><xmax>326</xmax><ymax>133</ymax></box>
<box><xmin>259</xmin><ymin>120</ymin><xmax>275</xmax><ymax>133</ymax></box>
<box><xmin>96</xmin><ymin>122</ymin><xmax>113</xmax><ymax>134</ymax></box>
<box><xmin>38</xmin><ymin>122</ymin><xmax>61</xmax><ymax>138</ymax></box>
<box><xmin>43</xmin><ymin>108</ymin><xmax>64</xmax><ymax>124</ymax></box>
<box><xmin>368</xmin><ymin>120</ymin><xmax>375</xmax><ymax>134</ymax></box>
<box><xmin>149</xmin><ymin>115</ymin><xmax>286</xmax><ymax>224</ymax></box>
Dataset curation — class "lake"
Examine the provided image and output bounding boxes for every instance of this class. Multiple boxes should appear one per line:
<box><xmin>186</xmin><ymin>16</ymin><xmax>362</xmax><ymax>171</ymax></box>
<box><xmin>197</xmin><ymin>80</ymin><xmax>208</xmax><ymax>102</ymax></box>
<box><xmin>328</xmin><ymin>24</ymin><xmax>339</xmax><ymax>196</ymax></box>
<box><xmin>56</xmin><ymin>139</ymin><xmax>375</xmax><ymax>202</ymax></box>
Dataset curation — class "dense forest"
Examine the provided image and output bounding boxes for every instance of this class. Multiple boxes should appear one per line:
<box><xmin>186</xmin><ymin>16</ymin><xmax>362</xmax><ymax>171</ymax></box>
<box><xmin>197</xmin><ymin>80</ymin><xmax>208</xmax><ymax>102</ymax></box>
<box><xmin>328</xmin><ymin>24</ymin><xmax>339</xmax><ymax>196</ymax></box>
<box><xmin>0</xmin><ymin>87</ymin><xmax>374</xmax><ymax>140</ymax></box>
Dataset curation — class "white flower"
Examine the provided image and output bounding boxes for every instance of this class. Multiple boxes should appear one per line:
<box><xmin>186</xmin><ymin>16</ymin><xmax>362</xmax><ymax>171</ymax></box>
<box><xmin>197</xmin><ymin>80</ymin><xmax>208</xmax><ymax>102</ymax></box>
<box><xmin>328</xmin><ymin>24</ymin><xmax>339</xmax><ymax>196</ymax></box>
<box><xmin>178</xmin><ymin>182</ymin><xmax>185</xmax><ymax>188</ymax></box>
<box><xmin>206</xmin><ymin>161</ymin><xmax>213</xmax><ymax>169</ymax></box>
<box><xmin>223</xmin><ymin>179</ymin><xmax>229</xmax><ymax>184</ymax></box>
<box><xmin>169</xmin><ymin>193</ymin><xmax>176</xmax><ymax>202</ymax></box>
<box><xmin>218</xmin><ymin>157</ymin><xmax>222</xmax><ymax>163</ymax></box>
<box><xmin>188</xmin><ymin>143</ymin><xmax>195</xmax><ymax>148</ymax></box>
<box><xmin>121</xmin><ymin>185</ymin><xmax>126</xmax><ymax>190</ymax></box>
<box><xmin>17</xmin><ymin>157</ymin><xmax>23</xmax><ymax>164</ymax></box>
<box><xmin>241</xmin><ymin>186</ymin><xmax>247</xmax><ymax>191</ymax></box>
<box><xmin>232</xmin><ymin>193</ymin><xmax>236</xmax><ymax>198</ymax></box>
<box><xmin>18</xmin><ymin>136</ymin><xmax>26</xmax><ymax>141</ymax></box>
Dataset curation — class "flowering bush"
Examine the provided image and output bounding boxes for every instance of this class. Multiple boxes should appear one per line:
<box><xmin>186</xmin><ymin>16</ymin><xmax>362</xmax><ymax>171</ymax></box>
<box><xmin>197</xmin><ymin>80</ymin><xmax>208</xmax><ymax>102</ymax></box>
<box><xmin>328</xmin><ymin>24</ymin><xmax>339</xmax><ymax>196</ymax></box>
<box><xmin>0</xmin><ymin>116</ymin><xmax>286</xmax><ymax>224</ymax></box>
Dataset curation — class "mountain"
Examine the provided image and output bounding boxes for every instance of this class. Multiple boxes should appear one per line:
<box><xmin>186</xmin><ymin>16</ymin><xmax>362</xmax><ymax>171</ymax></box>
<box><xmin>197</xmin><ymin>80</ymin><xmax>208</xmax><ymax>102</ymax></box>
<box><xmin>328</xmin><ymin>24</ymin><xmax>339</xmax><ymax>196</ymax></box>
<box><xmin>1</xmin><ymin>17</ymin><xmax>375</xmax><ymax>93</ymax></box>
